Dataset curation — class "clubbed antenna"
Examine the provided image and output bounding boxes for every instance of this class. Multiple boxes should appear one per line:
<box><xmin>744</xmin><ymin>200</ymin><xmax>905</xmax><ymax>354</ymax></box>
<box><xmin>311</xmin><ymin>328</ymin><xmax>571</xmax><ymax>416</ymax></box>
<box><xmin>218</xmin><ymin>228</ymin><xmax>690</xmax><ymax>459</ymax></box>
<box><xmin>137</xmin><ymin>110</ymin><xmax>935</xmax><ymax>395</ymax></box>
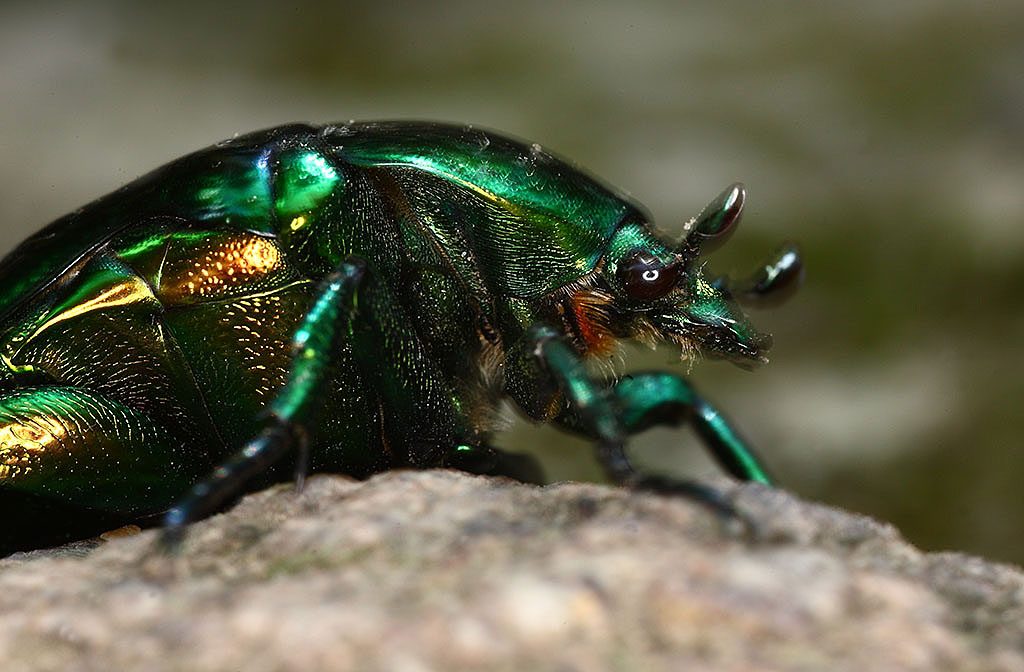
<box><xmin>679</xmin><ymin>183</ymin><xmax>745</xmax><ymax>256</ymax></box>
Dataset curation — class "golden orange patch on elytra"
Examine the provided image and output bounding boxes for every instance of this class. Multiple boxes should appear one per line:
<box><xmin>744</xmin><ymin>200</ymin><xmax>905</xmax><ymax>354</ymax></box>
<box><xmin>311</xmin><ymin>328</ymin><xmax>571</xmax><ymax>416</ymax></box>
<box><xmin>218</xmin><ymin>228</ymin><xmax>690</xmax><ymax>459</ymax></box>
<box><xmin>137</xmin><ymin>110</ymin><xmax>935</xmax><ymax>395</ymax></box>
<box><xmin>0</xmin><ymin>415</ymin><xmax>66</xmax><ymax>480</ymax></box>
<box><xmin>162</xmin><ymin>235</ymin><xmax>283</xmax><ymax>302</ymax></box>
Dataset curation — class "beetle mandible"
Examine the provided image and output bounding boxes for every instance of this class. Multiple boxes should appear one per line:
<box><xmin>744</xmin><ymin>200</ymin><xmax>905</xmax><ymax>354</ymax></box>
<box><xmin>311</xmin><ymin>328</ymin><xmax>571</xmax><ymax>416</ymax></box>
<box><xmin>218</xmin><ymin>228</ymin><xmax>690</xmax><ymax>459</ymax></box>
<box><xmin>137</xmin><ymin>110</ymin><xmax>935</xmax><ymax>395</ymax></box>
<box><xmin>0</xmin><ymin>122</ymin><xmax>802</xmax><ymax>554</ymax></box>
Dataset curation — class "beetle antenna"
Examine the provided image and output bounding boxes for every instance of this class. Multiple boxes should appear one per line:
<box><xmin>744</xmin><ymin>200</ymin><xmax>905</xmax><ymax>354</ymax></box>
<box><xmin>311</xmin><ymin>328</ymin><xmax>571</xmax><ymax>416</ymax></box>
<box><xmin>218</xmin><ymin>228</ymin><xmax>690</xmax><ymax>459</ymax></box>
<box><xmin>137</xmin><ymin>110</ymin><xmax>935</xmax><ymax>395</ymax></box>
<box><xmin>733</xmin><ymin>242</ymin><xmax>803</xmax><ymax>308</ymax></box>
<box><xmin>678</xmin><ymin>183</ymin><xmax>745</xmax><ymax>256</ymax></box>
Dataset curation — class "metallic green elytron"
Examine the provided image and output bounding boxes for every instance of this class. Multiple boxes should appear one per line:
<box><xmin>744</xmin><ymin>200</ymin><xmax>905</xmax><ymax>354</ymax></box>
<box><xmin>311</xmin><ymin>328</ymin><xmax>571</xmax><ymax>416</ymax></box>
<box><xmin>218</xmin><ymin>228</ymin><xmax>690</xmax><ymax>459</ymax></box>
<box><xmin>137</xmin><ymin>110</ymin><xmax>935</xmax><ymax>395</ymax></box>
<box><xmin>0</xmin><ymin>122</ymin><xmax>802</xmax><ymax>554</ymax></box>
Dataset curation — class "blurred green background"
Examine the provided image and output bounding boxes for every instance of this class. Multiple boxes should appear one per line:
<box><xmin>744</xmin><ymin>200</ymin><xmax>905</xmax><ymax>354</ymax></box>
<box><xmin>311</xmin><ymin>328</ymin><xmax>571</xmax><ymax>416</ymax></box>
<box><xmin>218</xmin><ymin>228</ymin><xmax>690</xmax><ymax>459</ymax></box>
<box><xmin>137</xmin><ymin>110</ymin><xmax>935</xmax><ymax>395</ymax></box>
<box><xmin>2</xmin><ymin>1</ymin><xmax>1023</xmax><ymax>564</ymax></box>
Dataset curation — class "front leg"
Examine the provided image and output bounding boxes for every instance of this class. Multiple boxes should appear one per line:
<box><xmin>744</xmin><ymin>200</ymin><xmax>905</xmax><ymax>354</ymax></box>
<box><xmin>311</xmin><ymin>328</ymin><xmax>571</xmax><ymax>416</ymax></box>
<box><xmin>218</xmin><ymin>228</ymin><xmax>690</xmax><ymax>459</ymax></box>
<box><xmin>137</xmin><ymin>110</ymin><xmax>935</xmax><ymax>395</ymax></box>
<box><xmin>507</xmin><ymin>324</ymin><xmax>633</xmax><ymax>483</ymax></box>
<box><xmin>506</xmin><ymin>324</ymin><xmax>765</xmax><ymax>515</ymax></box>
<box><xmin>559</xmin><ymin>371</ymin><xmax>773</xmax><ymax>485</ymax></box>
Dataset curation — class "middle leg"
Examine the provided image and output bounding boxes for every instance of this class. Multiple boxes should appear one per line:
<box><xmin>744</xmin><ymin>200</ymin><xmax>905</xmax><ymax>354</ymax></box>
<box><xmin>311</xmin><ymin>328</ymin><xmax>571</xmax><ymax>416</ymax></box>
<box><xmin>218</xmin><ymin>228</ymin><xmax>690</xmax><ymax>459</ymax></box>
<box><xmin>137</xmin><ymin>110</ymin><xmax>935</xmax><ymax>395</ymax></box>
<box><xmin>162</xmin><ymin>258</ymin><xmax>370</xmax><ymax>535</ymax></box>
<box><xmin>162</xmin><ymin>254</ymin><xmax>469</xmax><ymax>538</ymax></box>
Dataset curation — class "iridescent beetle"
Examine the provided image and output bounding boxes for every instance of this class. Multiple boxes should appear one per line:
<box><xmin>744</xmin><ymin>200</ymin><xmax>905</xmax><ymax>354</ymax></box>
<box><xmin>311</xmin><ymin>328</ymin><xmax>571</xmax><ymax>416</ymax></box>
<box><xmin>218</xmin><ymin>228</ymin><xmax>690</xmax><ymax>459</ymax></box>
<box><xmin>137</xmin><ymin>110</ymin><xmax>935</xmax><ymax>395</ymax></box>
<box><xmin>0</xmin><ymin>122</ymin><xmax>801</xmax><ymax>554</ymax></box>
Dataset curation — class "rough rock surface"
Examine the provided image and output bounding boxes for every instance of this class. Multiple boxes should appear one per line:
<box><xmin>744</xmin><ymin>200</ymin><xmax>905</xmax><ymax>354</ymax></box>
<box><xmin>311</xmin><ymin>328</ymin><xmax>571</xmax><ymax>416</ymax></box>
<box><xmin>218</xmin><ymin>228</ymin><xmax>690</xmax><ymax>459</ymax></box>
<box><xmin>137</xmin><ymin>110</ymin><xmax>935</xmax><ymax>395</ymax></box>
<box><xmin>0</xmin><ymin>470</ymin><xmax>1021</xmax><ymax>672</ymax></box>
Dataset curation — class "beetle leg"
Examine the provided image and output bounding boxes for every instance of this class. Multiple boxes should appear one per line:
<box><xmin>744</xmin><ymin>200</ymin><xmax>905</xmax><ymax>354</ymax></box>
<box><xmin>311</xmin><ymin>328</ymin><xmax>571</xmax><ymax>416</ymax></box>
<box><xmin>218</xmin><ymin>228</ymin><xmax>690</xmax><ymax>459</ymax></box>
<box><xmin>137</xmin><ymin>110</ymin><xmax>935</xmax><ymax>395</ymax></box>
<box><xmin>162</xmin><ymin>258</ymin><xmax>367</xmax><ymax>545</ymax></box>
<box><xmin>526</xmin><ymin>324</ymin><xmax>632</xmax><ymax>482</ymax></box>
<box><xmin>523</xmin><ymin>324</ymin><xmax>742</xmax><ymax>519</ymax></box>
<box><xmin>443</xmin><ymin>442</ymin><xmax>546</xmax><ymax>485</ymax></box>
<box><xmin>602</xmin><ymin>372</ymin><xmax>773</xmax><ymax>485</ymax></box>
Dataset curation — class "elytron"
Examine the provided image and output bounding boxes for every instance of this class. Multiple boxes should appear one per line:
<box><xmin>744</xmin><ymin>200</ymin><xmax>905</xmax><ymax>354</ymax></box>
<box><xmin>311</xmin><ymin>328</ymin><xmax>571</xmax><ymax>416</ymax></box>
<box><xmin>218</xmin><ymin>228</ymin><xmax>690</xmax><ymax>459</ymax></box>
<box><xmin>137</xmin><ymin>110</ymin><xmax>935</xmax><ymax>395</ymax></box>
<box><xmin>0</xmin><ymin>122</ymin><xmax>801</xmax><ymax>554</ymax></box>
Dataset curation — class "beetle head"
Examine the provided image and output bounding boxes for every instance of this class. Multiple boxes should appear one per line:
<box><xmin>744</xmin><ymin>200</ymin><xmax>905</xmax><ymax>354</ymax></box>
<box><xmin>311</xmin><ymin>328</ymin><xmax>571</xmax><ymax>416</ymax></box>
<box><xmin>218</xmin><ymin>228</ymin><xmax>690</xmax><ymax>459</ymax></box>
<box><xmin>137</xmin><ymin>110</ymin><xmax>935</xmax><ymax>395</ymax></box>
<box><xmin>588</xmin><ymin>184</ymin><xmax>801</xmax><ymax>369</ymax></box>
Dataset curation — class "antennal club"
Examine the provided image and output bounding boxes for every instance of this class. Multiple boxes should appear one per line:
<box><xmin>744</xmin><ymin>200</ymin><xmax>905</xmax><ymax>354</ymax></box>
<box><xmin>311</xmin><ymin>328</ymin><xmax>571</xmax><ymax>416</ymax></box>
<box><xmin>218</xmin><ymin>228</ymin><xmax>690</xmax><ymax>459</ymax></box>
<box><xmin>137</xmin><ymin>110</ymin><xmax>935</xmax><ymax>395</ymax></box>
<box><xmin>679</xmin><ymin>183</ymin><xmax>745</xmax><ymax>255</ymax></box>
<box><xmin>734</xmin><ymin>242</ymin><xmax>804</xmax><ymax>308</ymax></box>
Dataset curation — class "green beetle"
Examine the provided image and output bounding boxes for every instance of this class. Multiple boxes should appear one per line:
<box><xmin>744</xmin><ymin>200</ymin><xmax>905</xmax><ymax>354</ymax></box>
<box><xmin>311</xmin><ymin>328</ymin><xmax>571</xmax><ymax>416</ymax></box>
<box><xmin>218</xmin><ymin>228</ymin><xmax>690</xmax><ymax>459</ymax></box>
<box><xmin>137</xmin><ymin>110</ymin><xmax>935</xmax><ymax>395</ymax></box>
<box><xmin>0</xmin><ymin>122</ymin><xmax>801</xmax><ymax>554</ymax></box>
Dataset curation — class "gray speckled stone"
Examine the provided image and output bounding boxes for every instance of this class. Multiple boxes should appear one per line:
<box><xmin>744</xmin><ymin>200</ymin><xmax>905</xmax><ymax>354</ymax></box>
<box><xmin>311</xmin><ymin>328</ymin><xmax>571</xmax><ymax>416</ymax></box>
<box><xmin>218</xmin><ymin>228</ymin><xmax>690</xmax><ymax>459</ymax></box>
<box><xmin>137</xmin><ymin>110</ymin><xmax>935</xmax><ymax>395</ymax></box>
<box><xmin>0</xmin><ymin>471</ymin><xmax>1021</xmax><ymax>672</ymax></box>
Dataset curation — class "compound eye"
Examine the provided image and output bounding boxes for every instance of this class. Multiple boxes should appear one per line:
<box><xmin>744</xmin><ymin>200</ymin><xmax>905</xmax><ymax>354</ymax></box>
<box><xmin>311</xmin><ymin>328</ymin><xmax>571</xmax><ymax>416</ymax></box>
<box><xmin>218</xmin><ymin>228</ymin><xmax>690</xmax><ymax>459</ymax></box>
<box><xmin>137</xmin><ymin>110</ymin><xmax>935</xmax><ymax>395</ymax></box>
<box><xmin>618</xmin><ymin>250</ymin><xmax>682</xmax><ymax>301</ymax></box>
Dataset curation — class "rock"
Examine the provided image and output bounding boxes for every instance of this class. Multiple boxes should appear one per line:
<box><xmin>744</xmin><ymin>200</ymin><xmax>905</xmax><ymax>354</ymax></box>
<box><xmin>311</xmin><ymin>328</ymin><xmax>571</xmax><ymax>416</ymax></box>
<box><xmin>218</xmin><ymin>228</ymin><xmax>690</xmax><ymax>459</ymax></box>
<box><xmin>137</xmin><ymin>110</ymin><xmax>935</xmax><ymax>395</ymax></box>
<box><xmin>0</xmin><ymin>470</ymin><xmax>1021</xmax><ymax>672</ymax></box>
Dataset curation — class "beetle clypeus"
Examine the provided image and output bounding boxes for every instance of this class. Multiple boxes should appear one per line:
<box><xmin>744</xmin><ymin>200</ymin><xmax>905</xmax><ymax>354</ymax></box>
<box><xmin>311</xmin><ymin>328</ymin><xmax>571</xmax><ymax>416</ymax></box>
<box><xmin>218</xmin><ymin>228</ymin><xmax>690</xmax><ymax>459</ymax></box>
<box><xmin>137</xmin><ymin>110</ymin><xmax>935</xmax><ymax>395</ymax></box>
<box><xmin>0</xmin><ymin>122</ymin><xmax>801</xmax><ymax>554</ymax></box>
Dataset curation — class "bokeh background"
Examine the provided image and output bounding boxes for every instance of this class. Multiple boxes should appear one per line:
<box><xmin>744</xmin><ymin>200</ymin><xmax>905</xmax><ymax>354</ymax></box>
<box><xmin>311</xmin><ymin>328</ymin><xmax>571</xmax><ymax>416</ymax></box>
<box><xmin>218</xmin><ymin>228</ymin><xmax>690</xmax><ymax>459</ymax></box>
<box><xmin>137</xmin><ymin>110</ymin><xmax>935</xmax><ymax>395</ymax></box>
<box><xmin>2</xmin><ymin>1</ymin><xmax>1023</xmax><ymax>564</ymax></box>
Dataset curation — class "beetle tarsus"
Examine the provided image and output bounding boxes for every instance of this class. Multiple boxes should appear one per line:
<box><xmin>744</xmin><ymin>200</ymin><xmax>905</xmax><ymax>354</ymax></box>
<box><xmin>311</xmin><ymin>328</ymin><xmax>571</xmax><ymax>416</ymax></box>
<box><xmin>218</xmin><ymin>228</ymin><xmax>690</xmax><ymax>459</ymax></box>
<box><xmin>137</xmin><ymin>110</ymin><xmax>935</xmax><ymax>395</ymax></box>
<box><xmin>293</xmin><ymin>429</ymin><xmax>311</xmax><ymax>494</ymax></box>
<box><xmin>627</xmin><ymin>474</ymin><xmax>754</xmax><ymax>534</ymax></box>
<box><xmin>159</xmin><ymin>516</ymin><xmax>186</xmax><ymax>554</ymax></box>
<box><xmin>160</xmin><ymin>420</ymin><xmax>297</xmax><ymax>544</ymax></box>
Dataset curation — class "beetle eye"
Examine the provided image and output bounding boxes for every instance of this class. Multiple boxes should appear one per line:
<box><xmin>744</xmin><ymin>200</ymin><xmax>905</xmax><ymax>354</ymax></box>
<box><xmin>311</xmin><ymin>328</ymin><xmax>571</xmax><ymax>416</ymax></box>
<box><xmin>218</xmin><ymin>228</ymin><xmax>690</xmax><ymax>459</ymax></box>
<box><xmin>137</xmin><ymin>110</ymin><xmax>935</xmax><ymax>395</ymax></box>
<box><xmin>617</xmin><ymin>251</ymin><xmax>682</xmax><ymax>301</ymax></box>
